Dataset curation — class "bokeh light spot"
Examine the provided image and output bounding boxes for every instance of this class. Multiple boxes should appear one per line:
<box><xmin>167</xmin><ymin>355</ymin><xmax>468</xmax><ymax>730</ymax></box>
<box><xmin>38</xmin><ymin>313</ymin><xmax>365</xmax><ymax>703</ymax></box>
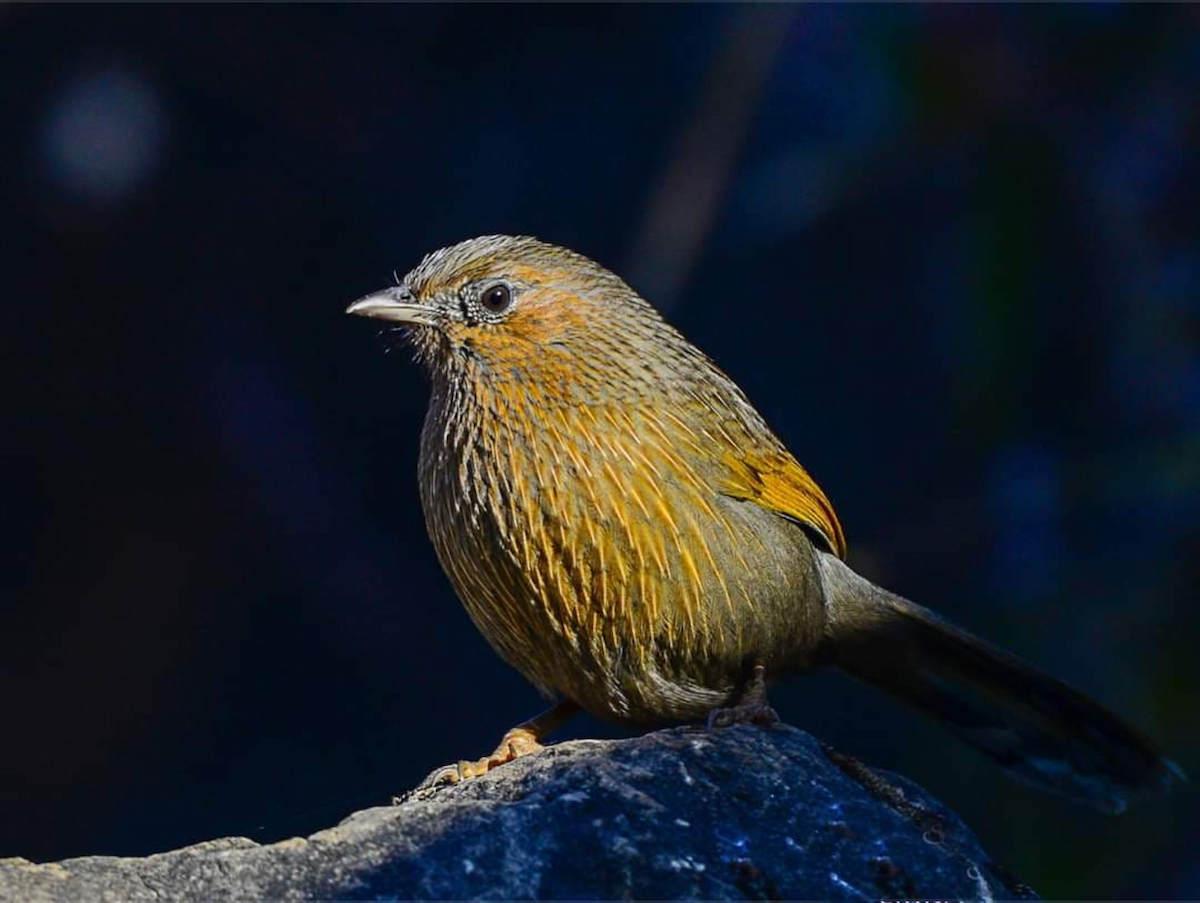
<box><xmin>40</xmin><ymin>68</ymin><xmax>167</xmax><ymax>203</ymax></box>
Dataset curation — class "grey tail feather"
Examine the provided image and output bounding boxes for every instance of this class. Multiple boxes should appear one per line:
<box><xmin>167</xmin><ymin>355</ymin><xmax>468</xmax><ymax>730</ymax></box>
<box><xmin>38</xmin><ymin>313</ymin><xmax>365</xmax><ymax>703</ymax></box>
<box><xmin>817</xmin><ymin>554</ymin><xmax>1186</xmax><ymax>814</ymax></box>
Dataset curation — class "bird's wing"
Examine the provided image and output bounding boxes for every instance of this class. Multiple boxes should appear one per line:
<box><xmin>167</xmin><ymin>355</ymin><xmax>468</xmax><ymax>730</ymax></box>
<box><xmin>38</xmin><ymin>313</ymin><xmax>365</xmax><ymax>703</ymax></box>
<box><xmin>718</xmin><ymin>448</ymin><xmax>846</xmax><ymax>558</ymax></box>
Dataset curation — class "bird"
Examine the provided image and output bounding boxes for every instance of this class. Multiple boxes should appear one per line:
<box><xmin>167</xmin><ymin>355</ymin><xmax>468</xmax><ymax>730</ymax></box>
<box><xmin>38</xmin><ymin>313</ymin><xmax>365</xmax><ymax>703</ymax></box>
<box><xmin>347</xmin><ymin>234</ymin><xmax>1182</xmax><ymax>813</ymax></box>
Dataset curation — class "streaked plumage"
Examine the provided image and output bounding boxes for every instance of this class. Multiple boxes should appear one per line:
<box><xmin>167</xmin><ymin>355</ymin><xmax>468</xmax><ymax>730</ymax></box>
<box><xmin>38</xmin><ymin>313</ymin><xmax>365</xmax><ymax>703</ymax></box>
<box><xmin>350</xmin><ymin>235</ymin><xmax>1182</xmax><ymax>812</ymax></box>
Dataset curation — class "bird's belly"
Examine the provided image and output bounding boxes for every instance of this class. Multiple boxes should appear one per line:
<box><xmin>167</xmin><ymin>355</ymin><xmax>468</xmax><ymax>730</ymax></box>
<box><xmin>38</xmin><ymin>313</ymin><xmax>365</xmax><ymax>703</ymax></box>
<box><xmin>424</xmin><ymin>469</ymin><xmax>827</xmax><ymax>726</ymax></box>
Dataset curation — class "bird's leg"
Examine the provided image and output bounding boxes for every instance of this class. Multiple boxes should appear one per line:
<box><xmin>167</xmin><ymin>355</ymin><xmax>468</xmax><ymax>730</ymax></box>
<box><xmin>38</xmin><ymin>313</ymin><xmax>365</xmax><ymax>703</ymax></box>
<box><xmin>411</xmin><ymin>700</ymin><xmax>580</xmax><ymax>792</ymax></box>
<box><xmin>707</xmin><ymin>664</ymin><xmax>780</xmax><ymax>729</ymax></box>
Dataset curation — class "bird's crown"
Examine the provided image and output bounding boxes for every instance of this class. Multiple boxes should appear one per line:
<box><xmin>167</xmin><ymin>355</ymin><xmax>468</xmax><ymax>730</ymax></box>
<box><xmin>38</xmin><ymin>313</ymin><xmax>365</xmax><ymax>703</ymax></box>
<box><xmin>403</xmin><ymin>235</ymin><xmax>624</xmax><ymax>300</ymax></box>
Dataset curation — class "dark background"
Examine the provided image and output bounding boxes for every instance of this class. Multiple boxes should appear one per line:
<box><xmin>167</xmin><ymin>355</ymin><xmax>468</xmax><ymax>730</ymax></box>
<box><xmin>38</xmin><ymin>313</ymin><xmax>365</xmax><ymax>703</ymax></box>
<box><xmin>3</xmin><ymin>5</ymin><xmax>1198</xmax><ymax>898</ymax></box>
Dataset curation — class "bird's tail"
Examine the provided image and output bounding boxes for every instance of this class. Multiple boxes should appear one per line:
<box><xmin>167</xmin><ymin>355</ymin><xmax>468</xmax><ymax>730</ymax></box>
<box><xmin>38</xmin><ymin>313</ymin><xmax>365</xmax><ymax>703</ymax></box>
<box><xmin>817</xmin><ymin>554</ymin><xmax>1184</xmax><ymax>813</ymax></box>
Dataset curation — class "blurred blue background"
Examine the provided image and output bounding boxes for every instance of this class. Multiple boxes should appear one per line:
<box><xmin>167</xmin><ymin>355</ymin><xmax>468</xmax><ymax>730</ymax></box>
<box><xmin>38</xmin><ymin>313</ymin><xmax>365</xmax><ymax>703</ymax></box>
<box><xmin>2</xmin><ymin>5</ymin><xmax>1197</xmax><ymax>898</ymax></box>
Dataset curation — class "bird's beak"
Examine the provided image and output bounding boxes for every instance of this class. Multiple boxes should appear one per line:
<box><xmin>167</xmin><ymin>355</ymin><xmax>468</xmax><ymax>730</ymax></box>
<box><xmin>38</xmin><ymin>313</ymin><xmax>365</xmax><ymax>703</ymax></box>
<box><xmin>345</xmin><ymin>289</ymin><xmax>438</xmax><ymax>326</ymax></box>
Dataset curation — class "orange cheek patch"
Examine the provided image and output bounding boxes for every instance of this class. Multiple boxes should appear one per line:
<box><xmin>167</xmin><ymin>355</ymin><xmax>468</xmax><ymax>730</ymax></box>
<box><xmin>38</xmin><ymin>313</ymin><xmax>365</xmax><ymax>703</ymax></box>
<box><xmin>506</xmin><ymin>288</ymin><xmax>589</xmax><ymax>346</ymax></box>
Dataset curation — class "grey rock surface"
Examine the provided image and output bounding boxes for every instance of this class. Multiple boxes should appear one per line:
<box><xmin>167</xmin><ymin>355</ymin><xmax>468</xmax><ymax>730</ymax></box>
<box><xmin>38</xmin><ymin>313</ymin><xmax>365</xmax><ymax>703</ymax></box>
<box><xmin>0</xmin><ymin>724</ymin><xmax>1035</xmax><ymax>901</ymax></box>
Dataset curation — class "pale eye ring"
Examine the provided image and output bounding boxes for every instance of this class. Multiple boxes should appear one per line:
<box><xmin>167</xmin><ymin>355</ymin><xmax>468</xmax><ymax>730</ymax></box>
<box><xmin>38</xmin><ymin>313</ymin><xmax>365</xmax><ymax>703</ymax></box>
<box><xmin>479</xmin><ymin>282</ymin><xmax>513</xmax><ymax>314</ymax></box>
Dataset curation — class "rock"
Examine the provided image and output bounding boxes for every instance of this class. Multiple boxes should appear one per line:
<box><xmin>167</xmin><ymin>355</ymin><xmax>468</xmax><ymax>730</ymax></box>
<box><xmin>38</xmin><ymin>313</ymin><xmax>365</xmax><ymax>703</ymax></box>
<box><xmin>0</xmin><ymin>724</ymin><xmax>1035</xmax><ymax>901</ymax></box>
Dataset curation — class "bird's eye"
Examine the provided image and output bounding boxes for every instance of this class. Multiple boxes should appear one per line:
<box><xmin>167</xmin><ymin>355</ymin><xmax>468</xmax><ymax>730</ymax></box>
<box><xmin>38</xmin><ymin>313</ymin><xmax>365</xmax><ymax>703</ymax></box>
<box><xmin>479</xmin><ymin>283</ymin><xmax>513</xmax><ymax>315</ymax></box>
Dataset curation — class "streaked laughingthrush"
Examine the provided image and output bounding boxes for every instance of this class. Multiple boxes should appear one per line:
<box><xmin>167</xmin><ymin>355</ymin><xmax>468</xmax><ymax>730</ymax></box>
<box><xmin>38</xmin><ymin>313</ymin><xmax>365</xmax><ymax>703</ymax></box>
<box><xmin>347</xmin><ymin>235</ymin><xmax>1182</xmax><ymax>812</ymax></box>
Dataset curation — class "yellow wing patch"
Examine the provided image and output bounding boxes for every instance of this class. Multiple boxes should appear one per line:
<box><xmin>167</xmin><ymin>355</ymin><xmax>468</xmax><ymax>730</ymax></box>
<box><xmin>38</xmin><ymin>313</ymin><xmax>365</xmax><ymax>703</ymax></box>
<box><xmin>719</xmin><ymin>449</ymin><xmax>847</xmax><ymax>559</ymax></box>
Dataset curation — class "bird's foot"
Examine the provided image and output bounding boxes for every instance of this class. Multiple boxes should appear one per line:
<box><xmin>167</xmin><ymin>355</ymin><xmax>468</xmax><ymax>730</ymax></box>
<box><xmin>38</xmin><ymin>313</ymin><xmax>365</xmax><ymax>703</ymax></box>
<box><xmin>707</xmin><ymin>664</ymin><xmax>780</xmax><ymax>729</ymax></box>
<box><xmin>412</xmin><ymin>726</ymin><xmax>543</xmax><ymax>792</ymax></box>
<box><xmin>395</xmin><ymin>701</ymin><xmax>579</xmax><ymax>803</ymax></box>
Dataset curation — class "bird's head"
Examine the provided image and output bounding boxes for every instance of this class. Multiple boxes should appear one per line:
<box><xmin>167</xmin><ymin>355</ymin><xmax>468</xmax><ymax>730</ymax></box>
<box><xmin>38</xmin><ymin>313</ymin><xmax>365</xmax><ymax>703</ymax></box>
<box><xmin>347</xmin><ymin>235</ymin><xmax>673</xmax><ymax>398</ymax></box>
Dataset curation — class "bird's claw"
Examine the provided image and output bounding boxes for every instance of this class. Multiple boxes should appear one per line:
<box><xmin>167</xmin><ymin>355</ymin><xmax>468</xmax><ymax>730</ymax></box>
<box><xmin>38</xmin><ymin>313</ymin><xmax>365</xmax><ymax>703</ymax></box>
<box><xmin>410</xmin><ymin>727</ymin><xmax>544</xmax><ymax>793</ymax></box>
<box><xmin>706</xmin><ymin>664</ymin><xmax>780</xmax><ymax>729</ymax></box>
<box><xmin>706</xmin><ymin>701</ymin><xmax>780</xmax><ymax>729</ymax></box>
